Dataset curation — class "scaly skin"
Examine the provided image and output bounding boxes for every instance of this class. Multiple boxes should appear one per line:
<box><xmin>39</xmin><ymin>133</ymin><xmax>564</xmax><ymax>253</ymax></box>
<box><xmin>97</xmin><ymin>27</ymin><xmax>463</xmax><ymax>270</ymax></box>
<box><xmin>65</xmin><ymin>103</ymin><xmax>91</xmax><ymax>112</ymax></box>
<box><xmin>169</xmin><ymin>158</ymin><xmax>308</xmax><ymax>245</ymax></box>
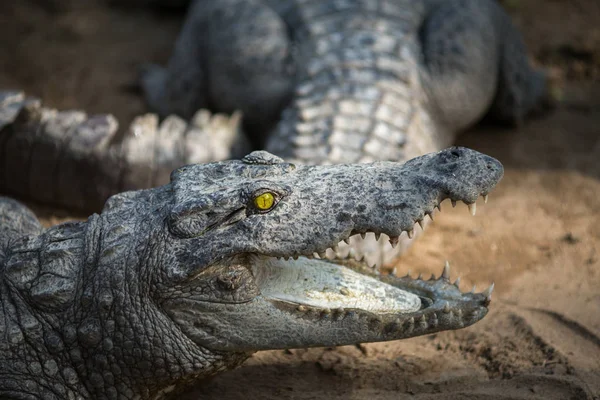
<box><xmin>0</xmin><ymin>147</ymin><xmax>502</xmax><ymax>399</ymax></box>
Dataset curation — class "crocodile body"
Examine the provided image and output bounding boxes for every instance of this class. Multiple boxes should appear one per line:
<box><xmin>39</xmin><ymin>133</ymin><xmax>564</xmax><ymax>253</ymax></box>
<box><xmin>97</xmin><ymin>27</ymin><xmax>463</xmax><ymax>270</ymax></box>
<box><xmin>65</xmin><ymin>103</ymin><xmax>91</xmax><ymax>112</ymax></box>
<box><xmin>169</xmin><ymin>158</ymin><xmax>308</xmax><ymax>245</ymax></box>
<box><xmin>0</xmin><ymin>148</ymin><xmax>502</xmax><ymax>399</ymax></box>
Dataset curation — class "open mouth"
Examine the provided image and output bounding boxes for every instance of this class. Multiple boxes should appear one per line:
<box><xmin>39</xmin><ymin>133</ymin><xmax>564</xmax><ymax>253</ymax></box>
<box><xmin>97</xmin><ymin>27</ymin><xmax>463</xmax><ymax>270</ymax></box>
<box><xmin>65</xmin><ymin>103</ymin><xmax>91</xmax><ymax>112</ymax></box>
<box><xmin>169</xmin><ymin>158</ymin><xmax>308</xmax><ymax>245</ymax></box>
<box><xmin>250</xmin><ymin>195</ymin><xmax>494</xmax><ymax>317</ymax></box>
<box><xmin>165</xmin><ymin>148</ymin><xmax>503</xmax><ymax>350</ymax></box>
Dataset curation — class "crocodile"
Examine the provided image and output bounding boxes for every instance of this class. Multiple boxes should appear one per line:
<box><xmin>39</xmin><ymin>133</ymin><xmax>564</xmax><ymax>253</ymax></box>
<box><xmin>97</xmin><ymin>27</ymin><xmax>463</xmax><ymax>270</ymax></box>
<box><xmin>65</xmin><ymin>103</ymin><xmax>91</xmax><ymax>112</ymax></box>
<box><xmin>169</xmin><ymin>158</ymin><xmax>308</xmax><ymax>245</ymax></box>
<box><xmin>0</xmin><ymin>147</ymin><xmax>501</xmax><ymax>399</ymax></box>
<box><xmin>141</xmin><ymin>0</ymin><xmax>548</xmax><ymax>156</ymax></box>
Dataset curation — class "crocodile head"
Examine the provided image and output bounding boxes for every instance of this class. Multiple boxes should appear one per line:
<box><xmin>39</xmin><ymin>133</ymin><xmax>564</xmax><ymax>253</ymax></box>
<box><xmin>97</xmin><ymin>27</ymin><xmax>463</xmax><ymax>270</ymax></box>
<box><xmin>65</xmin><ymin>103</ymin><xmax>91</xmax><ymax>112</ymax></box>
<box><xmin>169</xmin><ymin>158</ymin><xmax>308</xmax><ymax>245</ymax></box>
<box><xmin>150</xmin><ymin>147</ymin><xmax>502</xmax><ymax>352</ymax></box>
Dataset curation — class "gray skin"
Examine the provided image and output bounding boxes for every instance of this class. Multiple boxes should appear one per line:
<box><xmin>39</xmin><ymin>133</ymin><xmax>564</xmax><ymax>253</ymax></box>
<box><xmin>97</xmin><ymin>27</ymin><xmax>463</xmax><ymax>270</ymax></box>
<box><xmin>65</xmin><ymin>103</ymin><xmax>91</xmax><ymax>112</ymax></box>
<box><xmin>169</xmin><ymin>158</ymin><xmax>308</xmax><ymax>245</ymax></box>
<box><xmin>0</xmin><ymin>147</ymin><xmax>501</xmax><ymax>400</ymax></box>
<box><xmin>0</xmin><ymin>0</ymin><xmax>545</xmax><ymax>265</ymax></box>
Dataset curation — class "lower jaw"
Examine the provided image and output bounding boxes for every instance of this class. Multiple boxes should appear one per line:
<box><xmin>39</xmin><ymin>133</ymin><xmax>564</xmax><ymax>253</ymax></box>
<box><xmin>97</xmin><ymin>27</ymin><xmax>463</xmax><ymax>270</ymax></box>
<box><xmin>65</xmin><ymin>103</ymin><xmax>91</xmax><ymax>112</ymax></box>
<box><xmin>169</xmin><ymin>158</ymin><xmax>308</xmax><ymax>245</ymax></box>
<box><xmin>251</xmin><ymin>255</ymin><xmax>422</xmax><ymax>315</ymax></box>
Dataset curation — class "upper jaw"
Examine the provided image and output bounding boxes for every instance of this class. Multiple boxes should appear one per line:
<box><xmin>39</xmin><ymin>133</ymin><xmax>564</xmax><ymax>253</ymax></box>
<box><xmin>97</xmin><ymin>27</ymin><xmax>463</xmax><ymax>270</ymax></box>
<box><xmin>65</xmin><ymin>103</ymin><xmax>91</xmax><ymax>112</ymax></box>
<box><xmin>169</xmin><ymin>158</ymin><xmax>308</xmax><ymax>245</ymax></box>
<box><xmin>267</xmin><ymin>191</ymin><xmax>492</xmax><ymax>264</ymax></box>
<box><xmin>275</xmin><ymin>150</ymin><xmax>501</xmax><ymax>262</ymax></box>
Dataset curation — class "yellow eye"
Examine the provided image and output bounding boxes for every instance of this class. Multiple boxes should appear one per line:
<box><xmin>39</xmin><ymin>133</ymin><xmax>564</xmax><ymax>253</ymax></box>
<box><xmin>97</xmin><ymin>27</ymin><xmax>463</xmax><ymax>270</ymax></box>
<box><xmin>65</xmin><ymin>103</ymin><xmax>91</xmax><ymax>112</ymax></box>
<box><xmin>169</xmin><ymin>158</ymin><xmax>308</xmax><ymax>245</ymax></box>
<box><xmin>254</xmin><ymin>192</ymin><xmax>275</xmax><ymax>210</ymax></box>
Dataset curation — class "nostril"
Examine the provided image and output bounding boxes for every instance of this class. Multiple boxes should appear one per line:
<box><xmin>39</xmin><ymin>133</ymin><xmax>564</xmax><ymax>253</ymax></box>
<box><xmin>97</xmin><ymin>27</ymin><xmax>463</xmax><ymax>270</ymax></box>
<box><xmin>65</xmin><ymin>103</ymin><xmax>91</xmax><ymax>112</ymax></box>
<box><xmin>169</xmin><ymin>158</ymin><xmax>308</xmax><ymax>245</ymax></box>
<box><xmin>451</xmin><ymin>150</ymin><xmax>460</xmax><ymax>158</ymax></box>
<box><xmin>486</xmin><ymin>163</ymin><xmax>493</xmax><ymax>170</ymax></box>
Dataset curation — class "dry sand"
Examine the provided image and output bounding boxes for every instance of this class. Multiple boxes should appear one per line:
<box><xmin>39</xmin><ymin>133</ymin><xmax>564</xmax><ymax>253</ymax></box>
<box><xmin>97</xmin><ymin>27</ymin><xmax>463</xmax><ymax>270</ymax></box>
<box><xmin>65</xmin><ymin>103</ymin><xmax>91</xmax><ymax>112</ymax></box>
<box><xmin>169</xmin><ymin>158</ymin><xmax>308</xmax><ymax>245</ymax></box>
<box><xmin>0</xmin><ymin>0</ymin><xmax>598</xmax><ymax>398</ymax></box>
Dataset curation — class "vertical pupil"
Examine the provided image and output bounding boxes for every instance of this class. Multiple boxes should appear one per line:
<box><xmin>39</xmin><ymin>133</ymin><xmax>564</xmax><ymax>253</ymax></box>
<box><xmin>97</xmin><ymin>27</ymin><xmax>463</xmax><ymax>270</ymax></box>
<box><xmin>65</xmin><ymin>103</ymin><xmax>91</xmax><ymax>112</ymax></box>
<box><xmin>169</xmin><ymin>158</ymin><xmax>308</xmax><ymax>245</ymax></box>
<box><xmin>256</xmin><ymin>193</ymin><xmax>273</xmax><ymax>209</ymax></box>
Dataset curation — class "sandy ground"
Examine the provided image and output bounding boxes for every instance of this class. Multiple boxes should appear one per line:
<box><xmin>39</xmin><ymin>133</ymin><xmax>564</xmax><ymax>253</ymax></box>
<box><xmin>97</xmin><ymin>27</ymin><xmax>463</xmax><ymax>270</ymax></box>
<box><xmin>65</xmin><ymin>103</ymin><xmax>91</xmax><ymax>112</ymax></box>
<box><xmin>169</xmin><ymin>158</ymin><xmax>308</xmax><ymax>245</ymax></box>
<box><xmin>0</xmin><ymin>0</ymin><xmax>599</xmax><ymax>399</ymax></box>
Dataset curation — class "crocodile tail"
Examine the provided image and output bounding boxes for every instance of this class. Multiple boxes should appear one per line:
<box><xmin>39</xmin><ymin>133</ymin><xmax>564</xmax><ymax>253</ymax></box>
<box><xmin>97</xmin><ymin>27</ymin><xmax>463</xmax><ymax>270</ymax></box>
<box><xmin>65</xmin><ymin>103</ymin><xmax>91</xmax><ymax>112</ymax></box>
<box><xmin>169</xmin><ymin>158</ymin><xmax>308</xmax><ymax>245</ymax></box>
<box><xmin>0</xmin><ymin>91</ymin><xmax>249</xmax><ymax>211</ymax></box>
<box><xmin>0</xmin><ymin>197</ymin><xmax>42</xmax><ymax>261</ymax></box>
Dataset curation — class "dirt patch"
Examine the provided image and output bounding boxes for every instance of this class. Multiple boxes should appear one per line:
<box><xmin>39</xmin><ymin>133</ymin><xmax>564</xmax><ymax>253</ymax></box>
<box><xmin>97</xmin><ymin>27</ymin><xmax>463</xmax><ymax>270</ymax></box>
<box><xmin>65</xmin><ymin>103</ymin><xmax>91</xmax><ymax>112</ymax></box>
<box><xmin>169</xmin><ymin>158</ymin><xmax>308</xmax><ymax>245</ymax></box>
<box><xmin>1</xmin><ymin>0</ymin><xmax>599</xmax><ymax>399</ymax></box>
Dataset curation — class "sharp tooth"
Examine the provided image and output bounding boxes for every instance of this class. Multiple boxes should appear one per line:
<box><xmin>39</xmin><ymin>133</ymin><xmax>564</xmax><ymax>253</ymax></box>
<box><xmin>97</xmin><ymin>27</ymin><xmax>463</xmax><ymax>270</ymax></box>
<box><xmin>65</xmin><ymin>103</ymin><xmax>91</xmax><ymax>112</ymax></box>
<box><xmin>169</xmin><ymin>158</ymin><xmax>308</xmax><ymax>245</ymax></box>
<box><xmin>454</xmin><ymin>277</ymin><xmax>461</xmax><ymax>288</ymax></box>
<box><xmin>443</xmin><ymin>301</ymin><xmax>451</xmax><ymax>313</ymax></box>
<box><xmin>318</xmin><ymin>251</ymin><xmax>327</xmax><ymax>259</ymax></box>
<box><xmin>427</xmin><ymin>212</ymin><xmax>434</xmax><ymax>221</ymax></box>
<box><xmin>417</xmin><ymin>272</ymin><xmax>423</xmax><ymax>280</ymax></box>
<box><xmin>297</xmin><ymin>305</ymin><xmax>307</xmax><ymax>312</ymax></box>
<box><xmin>326</xmin><ymin>249</ymin><xmax>336</xmax><ymax>260</ymax></box>
<box><xmin>482</xmin><ymin>282</ymin><xmax>495</xmax><ymax>299</ymax></box>
<box><xmin>391</xmin><ymin>267</ymin><xmax>397</xmax><ymax>276</ymax></box>
<box><xmin>451</xmin><ymin>199</ymin><xmax>457</xmax><ymax>208</ymax></box>
<box><xmin>375</xmin><ymin>232</ymin><xmax>381</xmax><ymax>241</ymax></box>
<box><xmin>417</xmin><ymin>220</ymin><xmax>424</xmax><ymax>229</ymax></box>
<box><xmin>468</xmin><ymin>202</ymin><xmax>476</xmax><ymax>216</ymax></box>
<box><xmin>389</xmin><ymin>236</ymin><xmax>399</xmax><ymax>248</ymax></box>
<box><xmin>343</xmin><ymin>238</ymin><xmax>350</xmax><ymax>244</ymax></box>
<box><xmin>347</xmin><ymin>248</ymin><xmax>356</xmax><ymax>259</ymax></box>
<box><xmin>407</xmin><ymin>229</ymin><xmax>414</xmax><ymax>239</ymax></box>
<box><xmin>441</xmin><ymin>261</ymin><xmax>450</xmax><ymax>280</ymax></box>
<box><xmin>436</xmin><ymin>203</ymin><xmax>442</xmax><ymax>211</ymax></box>
<box><xmin>314</xmin><ymin>252</ymin><xmax>321</xmax><ymax>259</ymax></box>
<box><xmin>483</xmin><ymin>194</ymin><xmax>489</xmax><ymax>204</ymax></box>
<box><xmin>360</xmin><ymin>232</ymin><xmax>366</xmax><ymax>239</ymax></box>
<box><xmin>470</xmin><ymin>284</ymin><xmax>476</xmax><ymax>293</ymax></box>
